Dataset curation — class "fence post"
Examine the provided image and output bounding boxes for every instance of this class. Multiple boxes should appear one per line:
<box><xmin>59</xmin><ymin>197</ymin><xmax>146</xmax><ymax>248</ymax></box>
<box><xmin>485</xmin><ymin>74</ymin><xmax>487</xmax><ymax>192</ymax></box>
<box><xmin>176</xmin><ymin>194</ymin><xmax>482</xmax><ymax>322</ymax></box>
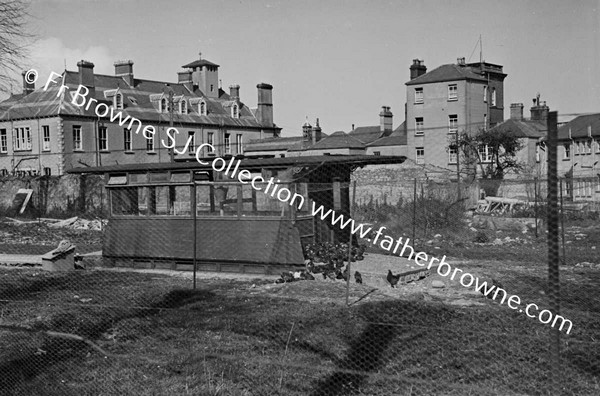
<box><xmin>546</xmin><ymin>111</ymin><xmax>561</xmax><ymax>390</ymax></box>
<box><xmin>192</xmin><ymin>182</ymin><xmax>197</xmax><ymax>289</ymax></box>
<box><xmin>412</xmin><ymin>178</ymin><xmax>417</xmax><ymax>243</ymax></box>
<box><xmin>534</xmin><ymin>177</ymin><xmax>538</xmax><ymax>238</ymax></box>
<box><xmin>560</xmin><ymin>178</ymin><xmax>566</xmax><ymax>264</ymax></box>
<box><xmin>346</xmin><ymin>181</ymin><xmax>356</xmax><ymax>306</ymax></box>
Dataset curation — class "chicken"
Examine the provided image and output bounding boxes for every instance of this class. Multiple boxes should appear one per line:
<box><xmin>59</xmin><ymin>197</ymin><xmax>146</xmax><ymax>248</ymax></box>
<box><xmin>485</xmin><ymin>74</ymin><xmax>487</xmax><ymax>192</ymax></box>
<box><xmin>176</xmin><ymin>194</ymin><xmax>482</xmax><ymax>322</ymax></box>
<box><xmin>387</xmin><ymin>269</ymin><xmax>401</xmax><ymax>288</ymax></box>
<box><xmin>354</xmin><ymin>271</ymin><xmax>363</xmax><ymax>284</ymax></box>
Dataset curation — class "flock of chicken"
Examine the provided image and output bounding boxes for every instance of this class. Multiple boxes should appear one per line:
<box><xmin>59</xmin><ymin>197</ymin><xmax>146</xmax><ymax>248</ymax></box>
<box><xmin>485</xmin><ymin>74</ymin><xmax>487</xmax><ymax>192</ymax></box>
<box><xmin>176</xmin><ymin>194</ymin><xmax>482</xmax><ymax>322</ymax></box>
<box><xmin>275</xmin><ymin>242</ymin><xmax>366</xmax><ymax>284</ymax></box>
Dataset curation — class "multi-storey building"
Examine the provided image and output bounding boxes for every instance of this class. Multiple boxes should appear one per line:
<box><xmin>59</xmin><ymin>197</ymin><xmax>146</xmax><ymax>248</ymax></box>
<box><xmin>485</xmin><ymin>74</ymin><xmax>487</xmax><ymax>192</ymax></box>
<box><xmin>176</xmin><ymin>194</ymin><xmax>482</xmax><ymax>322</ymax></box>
<box><xmin>0</xmin><ymin>55</ymin><xmax>280</xmax><ymax>175</ymax></box>
<box><xmin>404</xmin><ymin>58</ymin><xmax>506</xmax><ymax>170</ymax></box>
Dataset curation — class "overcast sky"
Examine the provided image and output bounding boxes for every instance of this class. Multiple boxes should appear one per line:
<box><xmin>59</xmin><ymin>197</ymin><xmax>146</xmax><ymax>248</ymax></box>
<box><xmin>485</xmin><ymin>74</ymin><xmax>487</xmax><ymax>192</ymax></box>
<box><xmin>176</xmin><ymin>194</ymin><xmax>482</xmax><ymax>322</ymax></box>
<box><xmin>19</xmin><ymin>0</ymin><xmax>600</xmax><ymax>136</ymax></box>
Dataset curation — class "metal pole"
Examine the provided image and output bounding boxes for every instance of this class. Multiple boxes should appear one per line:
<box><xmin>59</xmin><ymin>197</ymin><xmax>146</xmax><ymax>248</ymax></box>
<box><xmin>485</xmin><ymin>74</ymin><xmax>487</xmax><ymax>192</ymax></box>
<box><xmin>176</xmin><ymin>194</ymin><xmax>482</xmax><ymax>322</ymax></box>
<box><xmin>412</xmin><ymin>178</ymin><xmax>417</xmax><ymax>242</ymax></box>
<box><xmin>534</xmin><ymin>177</ymin><xmax>538</xmax><ymax>238</ymax></box>
<box><xmin>546</xmin><ymin>111</ymin><xmax>560</xmax><ymax>383</ymax></box>
<box><xmin>192</xmin><ymin>182</ymin><xmax>197</xmax><ymax>289</ymax></box>
<box><xmin>560</xmin><ymin>178</ymin><xmax>566</xmax><ymax>264</ymax></box>
<box><xmin>345</xmin><ymin>181</ymin><xmax>355</xmax><ymax>306</ymax></box>
<box><xmin>456</xmin><ymin>131</ymin><xmax>461</xmax><ymax>201</ymax></box>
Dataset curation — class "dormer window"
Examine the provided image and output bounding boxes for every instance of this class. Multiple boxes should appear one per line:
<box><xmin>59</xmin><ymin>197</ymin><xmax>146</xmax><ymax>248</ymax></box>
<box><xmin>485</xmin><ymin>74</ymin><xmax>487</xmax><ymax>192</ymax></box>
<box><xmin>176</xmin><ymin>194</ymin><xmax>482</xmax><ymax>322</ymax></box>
<box><xmin>180</xmin><ymin>100</ymin><xmax>187</xmax><ymax>114</ymax></box>
<box><xmin>115</xmin><ymin>93</ymin><xmax>123</xmax><ymax>109</ymax></box>
<box><xmin>231</xmin><ymin>103</ymin><xmax>239</xmax><ymax>119</ymax></box>
<box><xmin>160</xmin><ymin>98</ymin><xmax>168</xmax><ymax>113</ymax></box>
<box><xmin>199</xmin><ymin>100</ymin><xmax>207</xmax><ymax>116</ymax></box>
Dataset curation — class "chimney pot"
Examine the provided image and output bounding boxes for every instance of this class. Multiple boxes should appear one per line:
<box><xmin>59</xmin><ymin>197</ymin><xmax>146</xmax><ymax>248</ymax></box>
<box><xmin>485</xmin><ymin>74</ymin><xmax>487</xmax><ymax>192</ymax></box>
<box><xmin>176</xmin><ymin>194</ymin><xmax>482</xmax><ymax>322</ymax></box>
<box><xmin>379</xmin><ymin>105</ymin><xmax>393</xmax><ymax>133</ymax></box>
<box><xmin>510</xmin><ymin>103</ymin><xmax>524</xmax><ymax>121</ymax></box>
<box><xmin>229</xmin><ymin>84</ymin><xmax>240</xmax><ymax>101</ymax></box>
<box><xmin>114</xmin><ymin>60</ymin><xmax>134</xmax><ymax>86</ymax></box>
<box><xmin>77</xmin><ymin>60</ymin><xmax>95</xmax><ymax>90</ymax></box>
<box><xmin>410</xmin><ymin>59</ymin><xmax>427</xmax><ymax>80</ymax></box>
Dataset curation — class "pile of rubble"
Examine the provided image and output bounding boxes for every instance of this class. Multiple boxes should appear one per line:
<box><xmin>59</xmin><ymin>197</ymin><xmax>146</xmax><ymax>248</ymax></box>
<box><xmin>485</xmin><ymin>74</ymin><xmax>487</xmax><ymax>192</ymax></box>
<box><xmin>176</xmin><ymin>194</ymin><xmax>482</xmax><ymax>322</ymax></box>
<box><xmin>6</xmin><ymin>216</ymin><xmax>107</xmax><ymax>231</ymax></box>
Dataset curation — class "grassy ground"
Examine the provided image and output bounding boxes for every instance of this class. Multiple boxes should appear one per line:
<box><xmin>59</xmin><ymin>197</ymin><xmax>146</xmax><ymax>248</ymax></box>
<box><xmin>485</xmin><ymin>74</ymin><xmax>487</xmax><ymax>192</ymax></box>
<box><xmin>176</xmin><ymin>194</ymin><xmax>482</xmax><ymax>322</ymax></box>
<box><xmin>0</xmin><ymin>262</ymin><xmax>599</xmax><ymax>396</ymax></box>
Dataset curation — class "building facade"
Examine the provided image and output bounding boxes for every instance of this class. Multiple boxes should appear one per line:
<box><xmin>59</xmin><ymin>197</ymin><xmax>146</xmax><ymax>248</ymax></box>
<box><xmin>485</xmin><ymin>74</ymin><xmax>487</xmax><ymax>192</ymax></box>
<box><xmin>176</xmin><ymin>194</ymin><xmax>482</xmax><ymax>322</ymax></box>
<box><xmin>0</xmin><ymin>56</ymin><xmax>280</xmax><ymax>176</ymax></box>
<box><xmin>404</xmin><ymin>58</ymin><xmax>506</xmax><ymax>170</ymax></box>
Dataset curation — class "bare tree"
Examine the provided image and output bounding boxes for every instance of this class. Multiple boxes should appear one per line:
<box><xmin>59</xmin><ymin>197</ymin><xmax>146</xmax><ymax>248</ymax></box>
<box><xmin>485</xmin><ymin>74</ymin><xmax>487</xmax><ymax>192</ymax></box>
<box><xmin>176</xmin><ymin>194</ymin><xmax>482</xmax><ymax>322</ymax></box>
<box><xmin>0</xmin><ymin>0</ymin><xmax>33</xmax><ymax>94</ymax></box>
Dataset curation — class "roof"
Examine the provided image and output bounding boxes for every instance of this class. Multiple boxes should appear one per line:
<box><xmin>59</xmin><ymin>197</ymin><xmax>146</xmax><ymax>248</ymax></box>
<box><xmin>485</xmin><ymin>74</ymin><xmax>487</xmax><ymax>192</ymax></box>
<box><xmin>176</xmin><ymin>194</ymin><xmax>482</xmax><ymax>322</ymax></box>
<box><xmin>557</xmin><ymin>113</ymin><xmax>600</xmax><ymax>140</ymax></box>
<box><xmin>303</xmin><ymin>131</ymin><xmax>366</xmax><ymax>150</ymax></box>
<box><xmin>490</xmin><ymin>118</ymin><xmax>546</xmax><ymax>139</ymax></box>
<box><xmin>67</xmin><ymin>154</ymin><xmax>407</xmax><ymax>174</ymax></box>
<box><xmin>244</xmin><ymin>132</ymin><xmax>330</xmax><ymax>152</ymax></box>
<box><xmin>406</xmin><ymin>63</ymin><xmax>488</xmax><ymax>86</ymax></box>
<box><xmin>0</xmin><ymin>69</ymin><xmax>276</xmax><ymax>130</ymax></box>
<box><xmin>181</xmin><ymin>59</ymin><xmax>220</xmax><ymax>68</ymax></box>
<box><xmin>348</xmin><ymin>125</ymin><xmax>387</xmax><ymax>144</ymax></box>
<box><xmin>368</xmin><ymin>122</ymin><xmax>407</xmax><ymax>147</ymax></box>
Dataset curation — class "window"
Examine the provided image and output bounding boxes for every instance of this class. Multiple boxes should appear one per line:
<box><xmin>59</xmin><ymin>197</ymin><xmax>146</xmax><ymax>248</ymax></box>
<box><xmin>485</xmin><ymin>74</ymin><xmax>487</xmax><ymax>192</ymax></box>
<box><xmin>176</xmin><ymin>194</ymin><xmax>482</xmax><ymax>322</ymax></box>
<box><xmin>563</xmin><ymin>143</ymin><xmax>571</xmax><ymax>159</ymax></box>
<box><xmin>199</xmin><ymin>101</ymin><xmax>207</xmax><ymax>116</ymax></box>
<box><xmin>13</xmin><ymin>127</ymin><xmax>32</xmax><ymax>151</ymax></box>
<box><xmin>224</xmin><ymin>133</ymin><xmax>231</xmax><ymax>154</ymax></box>
<box><xmin>414</xmin><ymin>88</ymin><xmax>423</xmax><ymax>104</ymax></box>
<box><xmin>491</xmin><ymin>88</ymin><xmax>497</xmax><ymax>106</ymax></box>
<box><xmin>188</xmin><ymin>131</ymin><xmax>195</xmax><ymax>154</ymax></box>
<box><xmin>596</xmin><ymin>140</ymin><xmax>600</xmax><ymax>153</ymax></box>
<box><xmin>0</xmin><ymin>129</ymin><xmax>7</xmax><ymax>153</ymax></box>
<box><xmin>231</xmin><ymin>103</ymin><xmax>239</xmax><ymax>119</ymax></box>
<box><xmin>448</xmin><ymin>115</ymin><xmax>458</xmax><ymax>134</ymax></box>
<box><xmin>42</xmin><ymin>125</ymin><xmax>50</xmax><ymax>151</ymax></box>
<box><xmin>483</xmin><ymin>114</ymin><xmax>487</xmax><ymax>131</ymax></box>
<box><xmin>160</xmin><ymin>98</ymin><xmax>167</xmax><ymax>113</ymax></box>
<box><xmin>373</xmin><ymin>151</ymin><xmax>381</xmax><ymax>156</ymax></box>
<box><xmin>210</xmin><ymin>84</ymin><xmax>214</xmax><ymax>92</ymax></box>
<box><xmin>124</xmin><ymin>128</ymin><xmax>132</xmax><ymax>152</ymax></box>
<box><xmin>99</xmin><ymin>126</ymin><xmax>108</xmax><ymax>151</ymax></box>
<box><xmin>448</xmin><ymin>84</ymin><xmax>458</xmax><ymax>100</ymax></box>
<box><xmin>478</xmin><ymin>145</ymin><xmax>492</xmax><ymax>163</ymax></box>
<box><xmin>415</xmin><ymin>117</ymin><xmax>424</xmax><ymax>135</ymax></box>
<box><xmin>536</xmin><ymin>145</ymin><xmax>540</xmax><ymax>162</ymax></box>
<box><xmin>448</xmin><ymin>146</ymin><xmax>457</xmax><ymax>164</ymax></box>
<box><xmin>207</xmin><ymin>132</ymin><xmax>214</xmax><ymax>153</ymax></box>
<box><xmin>483</xmin><ymin>86</ymin><xmax>488</xmax><ymax>103</ymax></box>
<box><xmin>236</xmin><ymin>134</ymin><xmax>243</xmax><ymax>154</ymax></box>
<box><xmin>416</xmin><ymin>147</ymin><xmax>425</xmax><ymax>164</ymax></box>
<box><xmin>146</xmin><ymin>134</ymin><xmax>155</xmax><ymax>152</ymax></box>
<box><xmin>115</xmin><ymin>93</ymin><xmax>123</xmax><ymax>109</ymax></box>
<box><xmin>73</xmin><ymin>126</ymin><xmax>82</xmax><ymax>151</ymax></box>
<box><xmin>586</xmin><ymin>140</ymin><xmax>592</xmax><ymax>154</ymax></box>
<box><xmin>180</xmin><ymin>100</ymin><xmax>187</xmax><ymax>114</ymax></box>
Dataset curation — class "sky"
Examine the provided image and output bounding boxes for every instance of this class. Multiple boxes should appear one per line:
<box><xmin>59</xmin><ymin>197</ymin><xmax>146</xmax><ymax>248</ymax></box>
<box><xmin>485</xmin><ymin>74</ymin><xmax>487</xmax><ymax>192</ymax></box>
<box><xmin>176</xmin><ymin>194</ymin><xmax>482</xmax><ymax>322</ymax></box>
<box><xmin>10</xmin><ymin>0</ymin><xmax>600</xmax><ymax>136</ymax></box>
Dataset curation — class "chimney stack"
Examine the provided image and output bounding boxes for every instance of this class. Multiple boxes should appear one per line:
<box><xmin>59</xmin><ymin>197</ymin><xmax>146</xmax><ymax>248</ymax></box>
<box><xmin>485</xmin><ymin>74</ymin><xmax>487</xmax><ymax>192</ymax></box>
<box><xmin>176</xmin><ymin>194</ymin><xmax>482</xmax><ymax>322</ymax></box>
<box><xmin>409</xmin><ymin>59</ymin><xmax>427</xmax><ymax>80</ymax></box>
<box><xmin>229</xmin><ymin>84</ymin><xmax>240</xmax><ymax>101</ymax></box>
<box><xmin>530</xmin><ymin>94</ymin><xmax>549</xmax><ymax>122</ymax></box>
<box><xmin>302</xmin><ymin>118</ymin><xmax>312</xmax><ymax>143</ymax></box>
<box><xmin>256</xmin><ymin>83</ymin><xmax>273</xmax><ymax>126</ymax></box>
<box><xmin>312</xmin><ymin>118</ymin><xmax>322</xmax><ymax>145</ymax></box>
<box><xmin>114</xmin><ymin>60</ymin><xmax>134</xmax><ymax>86</ymax></box>
<box><xmin>178</xmin><ymin>69</ymin><xmax>193</xmax><ymax>91</ymax></box>
<box><xmin>77</xmin><ymin>60</ymin><xmax>95</xmax><ymax>89</ymax></box>
<box><xmin>510</xmin><ymin>103</ymin><xmax>524</xmax><ymax>121</ymax></box>
<box><xmin>21</xmin><ymin>70</ymin><xmax>35</xmax><ymax>95</ymax></box>
<box><xmin>457</xmin><ymin>57</ymin><xmax>466</xmax><ymax>66</ymax></box>
<box><xmin>379</xmin><ymin>106</ymin><xmax>393</xmax><ymax>133</ymax></box>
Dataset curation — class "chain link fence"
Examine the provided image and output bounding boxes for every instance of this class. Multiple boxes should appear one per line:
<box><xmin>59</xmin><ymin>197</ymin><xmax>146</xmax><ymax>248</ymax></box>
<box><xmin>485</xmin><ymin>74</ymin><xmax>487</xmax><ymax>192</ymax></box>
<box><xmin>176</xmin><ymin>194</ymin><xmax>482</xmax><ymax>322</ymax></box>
<box><xmin>1</xmin><ymin>172</ymin><xmax>599</xmax><ymax>395</ymax></box>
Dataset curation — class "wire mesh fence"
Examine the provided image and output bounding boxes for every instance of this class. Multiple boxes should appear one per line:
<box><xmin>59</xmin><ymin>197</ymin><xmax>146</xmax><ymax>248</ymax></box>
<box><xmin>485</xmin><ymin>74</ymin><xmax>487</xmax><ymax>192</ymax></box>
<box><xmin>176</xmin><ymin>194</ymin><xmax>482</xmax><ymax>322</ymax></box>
<box><xmin>0</xmin><ymin>172</ymin><xmax>599</xmax><ymax>395</ymax></box>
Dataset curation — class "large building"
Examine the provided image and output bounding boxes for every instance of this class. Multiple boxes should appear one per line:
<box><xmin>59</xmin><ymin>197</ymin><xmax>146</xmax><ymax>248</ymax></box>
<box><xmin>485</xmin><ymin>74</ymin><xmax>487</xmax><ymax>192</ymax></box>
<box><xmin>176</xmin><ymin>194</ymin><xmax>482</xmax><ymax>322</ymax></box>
<box><xmin>404</xmin><ymin>58</ymin><xmax>507</xmax><ymax>170</ymax></box>
<box><xmin>0</xmin><ymin>55</ymin><xmax>280</xmax><ymax>175</ymax></box>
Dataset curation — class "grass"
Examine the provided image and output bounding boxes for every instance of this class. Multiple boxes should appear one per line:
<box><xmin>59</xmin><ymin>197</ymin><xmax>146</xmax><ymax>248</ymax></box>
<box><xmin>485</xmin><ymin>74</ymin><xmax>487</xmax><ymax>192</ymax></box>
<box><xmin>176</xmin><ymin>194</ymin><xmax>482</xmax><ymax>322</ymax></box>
<box><xmin>0</xmin><ymin>264</ymin><xmax>599</xmax><ymax>396</ymax></box>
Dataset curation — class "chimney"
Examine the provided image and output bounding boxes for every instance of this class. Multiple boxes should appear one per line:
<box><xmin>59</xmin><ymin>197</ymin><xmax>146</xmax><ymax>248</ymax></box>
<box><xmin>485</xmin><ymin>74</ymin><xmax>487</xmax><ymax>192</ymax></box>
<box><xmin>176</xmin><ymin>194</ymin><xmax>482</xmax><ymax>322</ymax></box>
<box><xmin>178</xmin><ymin>69</ymin><xmax>193</xmax><ymax>91</ymax></box>
<box><xmin>312</xmin><ymin>118</ymin><xmax>322</xmax><ymax>145</ymax></box>
<box><xmin>530</xmin><ymin>95</ymin><xmax>549</xmax><ymax>122</ymax></box>
<box><xmin>229</xmin><ymin>84</ymin><xmax>240</xmax><ymax>101</ymax></box>
<box><xmin>409</xmin><ymin>59</ymin><xmax>427</xmax><ymax>80</ymax></box>
<box><xmin>114</xmin><ymin>60</ymin><xmax>134</xmax><ymax>86</ymax></box>
<box><xmin>77</xmin><ymin>60</ymin><xmax>95</xmax><ymax>89</ymax></box>
<box><xmin>379</xmin><ymin>106</ymin><xmax>393</xmax><ymax>133</ymax></box>
<box><xmin>510</xmin><ymin>103</ymin><xmax>524</xmax><ymax>121</ymax></box>
<box><xmin>457</xmin><ymin>57</ymin><xmax>466</xmax><ymax>66</ymax></box>
<box><xmin>302</xmin><ymin>118</ymin><xmax>312</xmax><ymax>143</ymax></box>
<box><xmin>256</xmin><ymin>83</ymin><xmax>273</xmax><ymax>126</ymax></box>
<box><xmin>21</xmin><ymin>70</ymin><xmax>35</xmax><ymax>95</ymax></box>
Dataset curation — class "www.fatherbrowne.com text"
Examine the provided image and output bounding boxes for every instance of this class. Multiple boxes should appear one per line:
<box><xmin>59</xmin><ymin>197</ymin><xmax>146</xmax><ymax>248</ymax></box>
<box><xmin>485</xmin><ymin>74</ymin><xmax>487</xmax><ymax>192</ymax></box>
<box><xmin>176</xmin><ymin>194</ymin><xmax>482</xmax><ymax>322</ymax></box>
<box><xmin>36</xmin><ymin>68</ymin><xmax>573</xmax><ymax>335</ymax></box>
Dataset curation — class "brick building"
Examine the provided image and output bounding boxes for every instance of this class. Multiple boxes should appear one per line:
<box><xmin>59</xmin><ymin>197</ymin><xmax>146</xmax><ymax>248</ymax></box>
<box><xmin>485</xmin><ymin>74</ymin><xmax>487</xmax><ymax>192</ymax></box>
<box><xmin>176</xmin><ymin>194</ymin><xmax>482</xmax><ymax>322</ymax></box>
<box><xmin>404</xmin><ymin>58</ymin><xmax>506</xmax><ymax>170</ymax></box>
<box><xmin>0</xmin><ymin>55</ymin><xmax>280</xmax><ymax>175</ymax></box>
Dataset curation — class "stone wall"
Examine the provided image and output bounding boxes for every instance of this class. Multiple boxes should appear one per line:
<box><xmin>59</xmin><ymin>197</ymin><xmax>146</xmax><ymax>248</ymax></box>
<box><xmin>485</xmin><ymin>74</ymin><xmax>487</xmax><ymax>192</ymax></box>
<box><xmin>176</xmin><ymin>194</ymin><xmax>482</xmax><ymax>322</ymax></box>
<box><xmin>0</xmin><ymin>174</ymin><xmax>106</xmax><ymax>218</ymax></box>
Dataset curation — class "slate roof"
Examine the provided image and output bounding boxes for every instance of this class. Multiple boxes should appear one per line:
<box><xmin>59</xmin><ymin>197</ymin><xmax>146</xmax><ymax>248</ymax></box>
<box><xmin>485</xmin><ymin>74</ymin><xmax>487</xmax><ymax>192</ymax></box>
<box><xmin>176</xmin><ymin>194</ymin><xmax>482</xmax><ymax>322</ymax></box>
<box><xmin>67</xmin><ymin>154</ymin><xmax>407</xmax><ymax>174</ymax></box>
<box><xmin>0</xmin><ymin>69</ymin><xmax>274</xmax><ymax>130</ymax></box>
<box><xmin>490</xmin><ymin>119</ymin><xmax>546</xmax><ymax>139</ymax></box>
<box><xmin>557</xmin><ymin>113</ymin><xmax>600</xmax><ymax>140</ymax></box>
<box><xmin>305</xmin><ymin>131</ymin><xmax>366</xmax><ymax>150</ymax></box>
<box><xmin>406</xmin><ymin>63</ymin><xmax>487</xmax><ymax>86</ymax></box>
<box><xmin>348</xmin><ymin>125</ymin><xmax>387</xmax><ymax>144</ymax></box>
<box><xmin>368</xmin><ymin>122</ymin><xmax>407</xmax><ymax>147</ymax></box>
<box><xmin>245</xmin><ymin>136</ymin><xmax>305</xmax><ymax>152</ymax></box>
<box><xmin>182</xmin><ymin>59</ymin><xmax>220</xmax><ymax>68</ymax></box>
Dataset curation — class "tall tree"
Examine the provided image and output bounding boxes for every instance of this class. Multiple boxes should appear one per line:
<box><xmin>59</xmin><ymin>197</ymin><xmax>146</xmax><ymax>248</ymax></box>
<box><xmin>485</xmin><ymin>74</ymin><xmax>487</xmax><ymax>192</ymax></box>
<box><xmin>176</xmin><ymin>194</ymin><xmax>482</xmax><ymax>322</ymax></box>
<box><xmin>0</xmin><ymin>0</ymin><xmax>33</xmax><ymax>94</ymax></box>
